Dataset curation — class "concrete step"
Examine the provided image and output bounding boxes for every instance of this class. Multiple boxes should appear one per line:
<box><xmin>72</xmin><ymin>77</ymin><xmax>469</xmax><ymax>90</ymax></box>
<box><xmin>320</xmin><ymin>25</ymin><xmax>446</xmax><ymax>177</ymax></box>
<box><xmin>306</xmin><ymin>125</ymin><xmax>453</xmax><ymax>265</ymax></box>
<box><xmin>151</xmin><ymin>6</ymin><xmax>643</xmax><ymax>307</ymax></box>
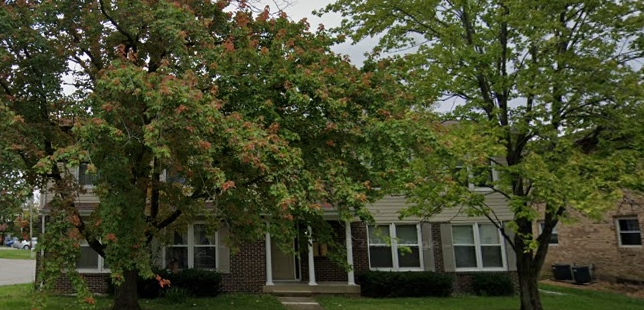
<box><xmin>263</xmin><ymin>282</ymin><xmax>361</xmax><ymax>295</ymax></box>
<box><xmin>278</xmin><ymin>297</ymin><xmax>325</xmax><ymax>310</ymax></box>
<box><xmin>271</xmin><ymin>290</ymin><xmax>314</xmax><ymax>297</ymax></box>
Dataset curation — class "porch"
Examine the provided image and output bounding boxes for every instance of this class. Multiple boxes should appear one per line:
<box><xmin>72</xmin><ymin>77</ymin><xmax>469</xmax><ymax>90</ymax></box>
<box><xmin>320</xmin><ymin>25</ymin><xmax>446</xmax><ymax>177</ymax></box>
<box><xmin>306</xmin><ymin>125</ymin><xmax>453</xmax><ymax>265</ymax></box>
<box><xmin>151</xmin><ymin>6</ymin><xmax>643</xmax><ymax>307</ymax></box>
<box><xmin>264</xmin><ymin>220</ymin><xmax>360</xmax><ymax>295</ymax></box>
<box><xmin>263</xmin><ymin>281</ymin><xmax>360</xmax><ymax>296</ymax></box>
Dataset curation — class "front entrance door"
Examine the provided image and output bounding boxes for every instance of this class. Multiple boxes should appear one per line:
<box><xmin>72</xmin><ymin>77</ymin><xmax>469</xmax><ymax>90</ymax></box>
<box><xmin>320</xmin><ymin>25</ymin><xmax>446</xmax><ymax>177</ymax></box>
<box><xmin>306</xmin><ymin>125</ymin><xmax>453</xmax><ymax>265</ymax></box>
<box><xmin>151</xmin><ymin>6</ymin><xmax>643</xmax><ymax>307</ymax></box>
<box><xmin>271</xmin><ymin>239</ymin><xmax>298</xmax><ymax>280</ymax></box>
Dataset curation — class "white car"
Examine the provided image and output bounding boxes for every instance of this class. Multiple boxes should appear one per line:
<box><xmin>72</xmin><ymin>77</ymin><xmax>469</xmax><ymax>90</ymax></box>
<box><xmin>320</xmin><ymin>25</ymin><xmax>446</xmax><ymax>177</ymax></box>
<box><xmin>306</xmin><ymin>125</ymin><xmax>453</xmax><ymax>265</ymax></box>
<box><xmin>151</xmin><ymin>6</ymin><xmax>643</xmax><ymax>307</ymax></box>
<box><xmin>14</xmin><ymin>237</ymin><xmax>37</xmax><ymax>250</ymax></box>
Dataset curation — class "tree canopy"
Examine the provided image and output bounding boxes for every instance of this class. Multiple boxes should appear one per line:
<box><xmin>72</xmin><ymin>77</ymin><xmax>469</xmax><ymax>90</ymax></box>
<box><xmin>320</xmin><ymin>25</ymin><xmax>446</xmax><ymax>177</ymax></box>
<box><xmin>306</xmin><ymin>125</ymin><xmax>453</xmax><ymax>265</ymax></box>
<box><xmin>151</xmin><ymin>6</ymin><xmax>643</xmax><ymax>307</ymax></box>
<box><xmin>323</xmin><ymin>1</ymin><xmax>644</xmax><ymax>310</ymax></box>
<box><xmin>1</xmin><ymin>1</ymin><xmax>422</xmax><ymax>309</ymax></box>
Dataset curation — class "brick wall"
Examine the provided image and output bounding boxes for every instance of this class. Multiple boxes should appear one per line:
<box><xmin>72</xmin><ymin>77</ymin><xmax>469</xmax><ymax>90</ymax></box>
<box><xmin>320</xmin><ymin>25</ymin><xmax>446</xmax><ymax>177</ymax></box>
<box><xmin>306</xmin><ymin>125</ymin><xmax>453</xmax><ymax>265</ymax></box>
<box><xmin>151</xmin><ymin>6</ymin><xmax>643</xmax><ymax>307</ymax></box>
<box><xmin>301</xmin><ymin>221</ymin><xmax>369</xmax><ymax>282</ymax></box>
<box><xmin>431</xmin><ymin>223</ymin><xmax>445</xmax><ymax>272</ymax></box>
<box><xmin>351</xmin><ymin>221</ymin><xmax>370</xmax><ymax>274</ymax></box>
<box><xmin>35</xmin><ymin>253</ymin><xmax>110</xmax><ymax>294</ymax></box>
<box><xmin>35</xmin><ymin>220</ymin><xmax>372</xmax><ymax>294</ymax></box>
<box><xmin>540</xmin><ymin>204</ymin><xmax>644</xmax><ymax>283</ymax></box>
<box><xmin>52</xmin><ymin>273</ymin><xmax>110</xmax><ymax>294</ymax></box>
<box><xmin>221</xmin><ymin>241</ymin><xmax>265</xmax><ymax>293</ymax></box>
<box><xmin>35</xmin><ymin>241</ymin><xmax>267</xmax><ymax>294</ymax></box>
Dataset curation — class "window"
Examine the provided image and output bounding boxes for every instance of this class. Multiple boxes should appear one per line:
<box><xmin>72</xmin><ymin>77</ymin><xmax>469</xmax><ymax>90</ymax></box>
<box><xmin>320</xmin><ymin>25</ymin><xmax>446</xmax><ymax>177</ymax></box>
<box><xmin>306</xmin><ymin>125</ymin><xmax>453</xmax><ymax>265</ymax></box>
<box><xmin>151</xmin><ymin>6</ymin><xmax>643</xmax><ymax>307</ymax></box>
<box><xmin>452</xmin><ymin>223</ymin><xmax>506</xmax><ymax>271</ymax></box>
<box><xmin>76</xmin><ymin>239</ymin><xmax>109</xmax><ymax>272</ymax></box>
<box><xmin>78</xmin><ymin>163</ymin><xmax>98</xmax><ymax>186</ymax></box>
<box><xmin>452</xmin><ymin>162</ymin><xmax>468</xmax><ymax>187</ymax></box>
<box><xmin>617</xmin><ymin>218</ymin><xmax>642</xmax><ymax>247</ymax></box>
<box><xmin>193</xmin><ymin>224</ymin><xmax>216</xmax><ymax>269</ymax></box>
<box><xmin>368</xmin><ymin>224</ymin><xmax>422</xmax><ymax>270</ymax></box>
<box><xmin>451</xmin><ymin>161</ymin><xmax>497</xmax><ymax>190</ymax></box>
<box><xmin>471</xmin><ymin>166</ymin><xmax>494</xmax><ymax>188</ymax></box>
<box><xmin>166</xmin><ymin>230</ymin><xmax>189</xmax><ymax>269</ymax></box>
<box><xmin>164</xmin><ymin>224</ymin><xmax>218</xmax><ymax>270</ymax></box>
<box><xmin>538</xmin><ymin>222</ymin><xmax>559</xmax><ymax>245</ymax></box>
<box><xmin>165</xmin><ymin>169</ymin><xmax>186</xmax><ymax>185</ymax></box>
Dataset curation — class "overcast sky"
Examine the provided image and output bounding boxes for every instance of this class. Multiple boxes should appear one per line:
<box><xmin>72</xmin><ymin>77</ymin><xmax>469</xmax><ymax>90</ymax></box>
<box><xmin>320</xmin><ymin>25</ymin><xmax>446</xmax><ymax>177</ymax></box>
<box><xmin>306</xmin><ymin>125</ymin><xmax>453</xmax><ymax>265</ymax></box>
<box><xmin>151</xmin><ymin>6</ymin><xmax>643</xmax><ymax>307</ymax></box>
<box><xmin>259</xmin><ymin>0</ymin><xmax>380</xmax><ymax>65</ymax></box>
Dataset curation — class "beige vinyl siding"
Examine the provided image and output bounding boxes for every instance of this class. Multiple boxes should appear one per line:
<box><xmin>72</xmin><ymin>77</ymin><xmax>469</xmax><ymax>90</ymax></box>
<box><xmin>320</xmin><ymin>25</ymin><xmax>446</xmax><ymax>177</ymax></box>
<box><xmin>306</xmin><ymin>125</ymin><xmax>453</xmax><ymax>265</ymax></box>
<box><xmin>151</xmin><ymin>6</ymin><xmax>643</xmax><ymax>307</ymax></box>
<box><xmin>367</xmin><ymin>195</ymin><xmax>422</xmax><ymax>223</ymax></box>
<box><xmin>368</xmin><ymin>193</ymin><xmax>513</xmax><ymax>223</ymax></box>
<box><xmin>42</xmin><ymin>177</ymin><xmax>101</xmax><ymax>207</ymax></box>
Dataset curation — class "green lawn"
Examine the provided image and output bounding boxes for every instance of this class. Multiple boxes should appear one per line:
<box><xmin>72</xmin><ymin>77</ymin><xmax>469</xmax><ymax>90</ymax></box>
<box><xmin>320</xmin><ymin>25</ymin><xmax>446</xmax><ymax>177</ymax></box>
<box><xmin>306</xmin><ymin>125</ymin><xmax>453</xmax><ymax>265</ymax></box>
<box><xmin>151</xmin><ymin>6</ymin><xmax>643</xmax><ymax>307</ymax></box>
<box><xmin>317</xmin><ymin>284</ymin><xmax>644</xmax><ymax>310</ymax></box>
<box><xmin>0</xmin><ymin>249</ymin><xmax>35</xmax><ymax>260</ymax></box>
<box><xmin>0</xmin><ymin>284</ymin><xmax>285</xmax><ymax>310</ymax></box>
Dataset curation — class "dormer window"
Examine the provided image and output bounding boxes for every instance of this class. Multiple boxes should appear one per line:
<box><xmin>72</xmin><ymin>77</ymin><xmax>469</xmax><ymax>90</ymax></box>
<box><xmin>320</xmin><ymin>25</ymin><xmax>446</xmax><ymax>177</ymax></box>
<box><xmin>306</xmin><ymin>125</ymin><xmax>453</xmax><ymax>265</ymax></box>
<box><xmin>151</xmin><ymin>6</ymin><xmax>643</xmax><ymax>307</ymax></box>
<box><xmin>79</xmin><ymin>163</ymin><xmax>98</xmax><ymax>186</ymax></box>
<box><xmin>165</xmin><ymin>170</ymin><xmax>186</xmax><ymax>185</ymax></box>
<box><xmin>451</xmin><ymin>160</ymin><xmax>497</xmax><ymax>191</ymax></box>
<box><xmin>471</xmin><ymin>165</ymin><xmax>494</xmax><ymax>189</ymax></box>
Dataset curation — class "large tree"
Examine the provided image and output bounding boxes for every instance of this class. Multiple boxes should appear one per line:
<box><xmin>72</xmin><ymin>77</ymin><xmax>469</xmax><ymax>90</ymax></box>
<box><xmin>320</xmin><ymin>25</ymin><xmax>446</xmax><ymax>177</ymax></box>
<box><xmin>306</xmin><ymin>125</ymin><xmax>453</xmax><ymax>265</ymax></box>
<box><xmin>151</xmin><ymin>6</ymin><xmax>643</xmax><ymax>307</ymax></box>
<box><xmin>323</xmin><ymin>1</ymin><xmax>644</xmax><ymax>309</ymax></box>
<box><xmin>1</xmin><ymin>1</ymin><xmax>418</xmax><ymax>309</ymax></box>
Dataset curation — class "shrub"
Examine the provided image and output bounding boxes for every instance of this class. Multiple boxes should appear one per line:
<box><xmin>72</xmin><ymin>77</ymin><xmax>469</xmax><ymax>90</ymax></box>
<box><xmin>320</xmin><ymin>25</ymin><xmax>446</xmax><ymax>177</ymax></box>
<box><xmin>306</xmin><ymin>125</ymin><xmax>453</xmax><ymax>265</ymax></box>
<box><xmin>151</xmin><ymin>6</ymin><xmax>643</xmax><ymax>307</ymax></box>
<box><xmin>472</xmin><ymin>273</ymin><xmax>514</xmax><ymax>296</ymax></box>
<box><xmin>359</xmin><ymin>271</ymin><xmax>453</xmax><ymax>298</ymax></box>
<box><xmin>171</xmin><ymin>269</ymin><xmax>222</xmax><ymax>298</ymax></box>
<box><xmin>104</xmin><ymin>269</ymin><xmax>221</xmax><ymax>299</ymax></box>
<box><xmin>105</xmin><ymin>269</ymin><xmax>169</xmax><ymax>298</ymax></box>
<box><xmin>162</xmin><ymin>287</ymin><xmax>191</xmax><ymax>304</ymax></box>
<box><xmin>138</xmin><ymin>270</ymin><xmax>171</xmax><ymax>299</ymax></box>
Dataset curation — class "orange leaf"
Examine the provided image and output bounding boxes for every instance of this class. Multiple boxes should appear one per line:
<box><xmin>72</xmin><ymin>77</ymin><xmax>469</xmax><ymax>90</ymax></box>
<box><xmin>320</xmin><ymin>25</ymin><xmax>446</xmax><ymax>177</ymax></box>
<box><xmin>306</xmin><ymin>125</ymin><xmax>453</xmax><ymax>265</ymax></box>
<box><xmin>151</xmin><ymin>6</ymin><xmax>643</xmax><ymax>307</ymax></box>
<box><xmin>176</xmin><ymin>104</ymin><xmax>188</xmax><ymax>114</ymax></box>
<box><xmin>199</xmin><ymin>140</ymin><xmax>212</xmax><ymax>150</ymax></box>
<box><xmin>105</xmin><ymin>233</ymin><xmax>117</xmax><ymax>242</ymax></box>
<box><xmin>221</xmin><ymin>180</ymin><xmax>235</xmax><ymax>191</ymax></box>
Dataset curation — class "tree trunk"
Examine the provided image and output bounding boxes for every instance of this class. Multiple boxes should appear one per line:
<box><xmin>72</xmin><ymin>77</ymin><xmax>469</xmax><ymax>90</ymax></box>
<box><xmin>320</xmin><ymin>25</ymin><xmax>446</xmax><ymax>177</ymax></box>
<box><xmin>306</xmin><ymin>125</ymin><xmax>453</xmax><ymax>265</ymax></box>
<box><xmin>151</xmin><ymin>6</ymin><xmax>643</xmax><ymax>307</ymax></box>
<box><xmin>112</xmin><ymin>269</ymin><xmax>141</xmax><ymax>310</ymax></box>
<box><xmin>517</xmin><ymin>250</ymin><xmax>543</xmax><ymax>310</ymax></box>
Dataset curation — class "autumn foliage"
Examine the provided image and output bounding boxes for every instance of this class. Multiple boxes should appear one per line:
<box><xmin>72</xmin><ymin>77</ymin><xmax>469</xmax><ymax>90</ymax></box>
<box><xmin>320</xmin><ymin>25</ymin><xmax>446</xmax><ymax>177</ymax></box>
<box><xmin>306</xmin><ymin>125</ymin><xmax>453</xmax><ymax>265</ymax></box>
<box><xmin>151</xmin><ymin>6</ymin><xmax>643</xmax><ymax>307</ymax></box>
<box><xmin>1</xmin><ymin>1</ymin><xmax>421</xmax><ymax>310</ymax></box>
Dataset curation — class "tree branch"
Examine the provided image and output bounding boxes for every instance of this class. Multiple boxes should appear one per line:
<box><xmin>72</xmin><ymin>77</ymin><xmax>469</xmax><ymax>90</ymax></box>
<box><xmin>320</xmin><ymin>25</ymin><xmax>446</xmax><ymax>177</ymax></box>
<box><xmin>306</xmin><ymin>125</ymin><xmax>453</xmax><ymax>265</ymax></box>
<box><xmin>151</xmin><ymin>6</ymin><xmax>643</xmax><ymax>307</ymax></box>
<box><xmin>98</xmin><ymin>0</ymin><xmax>138</xmax><ymax>52</ymax></box>
<box><xmin>155</xmin><ymin>209</ymin><xmax>182</xmax><ymax>230</ymax></box>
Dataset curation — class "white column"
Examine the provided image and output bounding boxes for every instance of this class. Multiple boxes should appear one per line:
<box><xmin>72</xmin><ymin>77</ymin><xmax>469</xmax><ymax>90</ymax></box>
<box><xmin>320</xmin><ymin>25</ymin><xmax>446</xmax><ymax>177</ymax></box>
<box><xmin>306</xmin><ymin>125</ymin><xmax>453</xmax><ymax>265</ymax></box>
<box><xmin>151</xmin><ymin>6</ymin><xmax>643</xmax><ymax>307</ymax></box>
<box><xmin>265</xmin><ymin>226</ymin><xmax>274</xmax><ymax>286</ymax></box>
<box><xmin>307</xmin><ymin>226</ymin><xmax>317</xmax><ymax>286</ymax></box>
<box><xmin>345</xmin><ymin>221</ymin><xmax>356</xmax><ymax>285</ymax></box>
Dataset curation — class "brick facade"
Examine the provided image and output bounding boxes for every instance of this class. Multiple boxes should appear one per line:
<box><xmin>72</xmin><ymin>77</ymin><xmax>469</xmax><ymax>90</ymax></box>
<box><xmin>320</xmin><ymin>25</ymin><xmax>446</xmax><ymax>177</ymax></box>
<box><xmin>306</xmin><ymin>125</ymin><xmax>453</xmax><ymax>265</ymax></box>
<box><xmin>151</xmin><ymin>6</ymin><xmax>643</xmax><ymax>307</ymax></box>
<box><xmin>431</xmin><ymin>223</ymin><xmax>445</xmax><ymax>272</ymax></box>
<box><xmin>37</xmin><ymin>220</ymin><xmax>367</xmax><ymax>294</ymax></box>
<box><xmin>34</xmin><ymin>252</ymin><xmax>110</xmax><ymax>294</ymax></box>
<box><xmin>221</xmin><ymin>241</ymin><xmax>265</xmax><ymax>293</ymax></box>
<box><xmin>51</xmin><ymin>273</ymin><xmax>110</xmax><ymax>294</ymax></box>
<box><xmin>541</xmin><ymin>204</ymin><xmax>644</xmax><ymax>283</ymax></box>
<box><xmin>38</xmin><ymin>219</ymin><xmax>526</xmax><ymax>295</ymax></box>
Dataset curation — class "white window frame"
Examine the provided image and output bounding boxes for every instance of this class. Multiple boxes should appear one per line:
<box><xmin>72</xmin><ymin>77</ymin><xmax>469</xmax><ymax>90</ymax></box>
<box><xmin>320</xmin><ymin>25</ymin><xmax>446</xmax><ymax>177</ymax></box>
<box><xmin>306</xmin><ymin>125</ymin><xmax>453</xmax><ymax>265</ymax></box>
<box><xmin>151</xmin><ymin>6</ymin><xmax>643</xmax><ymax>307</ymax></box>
<box><xmin>74</xmin><ymin>163</ymin><xmax>97</xmax><ymax>189</ymax></box>
<box><xmin>77</xmin><ymin>239</ymin><xmax>110</xmax><ymax>273</ymax></box>
<box><xmin>162</xmin><ymin>223</ymin><xmax>219</xmax><ymax>270</ymax></box>
<box><xmin>367</xmin><ymin>223</ymin><xmax>424</xmax><ymax>271</ymax></box>
<box><xmin>538</xmin><ymin>222</ymin><xmax>559</xmax><ymax>246</ymax></box>
<box><xmin>453</xmin><ymin>161</ymin><xmax>498</xmax><ymax>192</ymax></box>
<box><xmin>616</xmin><ymin>217</ymin><xmax>642</xmax><ymax>248</ymax></box>
<box><xmin>470</xmin><ymin>161</ymin><xmax>498</xmax><ymax>192</ymax></box>
<box><xmin>163</xmin><ymin>169</ymin><xmax>186</xmax><ymax>185</ymax></box>
<box><xmin>452</xmin><ymin>223</ymin><xmax>507</xmax><ymax>272</ymax></box>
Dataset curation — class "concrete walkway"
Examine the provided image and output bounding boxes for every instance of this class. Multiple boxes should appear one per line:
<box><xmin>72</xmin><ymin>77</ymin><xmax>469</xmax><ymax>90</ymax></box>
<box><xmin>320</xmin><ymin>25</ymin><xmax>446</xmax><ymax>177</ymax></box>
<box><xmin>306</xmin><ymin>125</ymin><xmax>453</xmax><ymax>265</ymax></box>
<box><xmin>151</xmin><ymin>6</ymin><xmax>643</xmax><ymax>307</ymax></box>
<box><xmin>0</xmin><ymin>258</ymin><xmax>36</xmax><ymax>286</ymax></box>
<box><xmin>277</xmin><ymin>297</ymin><xmax>325</xmax><ymax>310</ymax></box>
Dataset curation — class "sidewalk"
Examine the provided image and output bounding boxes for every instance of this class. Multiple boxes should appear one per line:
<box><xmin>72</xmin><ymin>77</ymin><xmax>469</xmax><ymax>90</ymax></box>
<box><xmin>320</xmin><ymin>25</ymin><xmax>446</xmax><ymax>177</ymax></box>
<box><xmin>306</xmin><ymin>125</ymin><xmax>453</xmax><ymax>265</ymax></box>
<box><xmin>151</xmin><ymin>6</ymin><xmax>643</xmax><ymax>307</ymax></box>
<box><xmin>0</xmin><ymin>258</ymin><xmax>36</xmax><ymax>286</ymax></box>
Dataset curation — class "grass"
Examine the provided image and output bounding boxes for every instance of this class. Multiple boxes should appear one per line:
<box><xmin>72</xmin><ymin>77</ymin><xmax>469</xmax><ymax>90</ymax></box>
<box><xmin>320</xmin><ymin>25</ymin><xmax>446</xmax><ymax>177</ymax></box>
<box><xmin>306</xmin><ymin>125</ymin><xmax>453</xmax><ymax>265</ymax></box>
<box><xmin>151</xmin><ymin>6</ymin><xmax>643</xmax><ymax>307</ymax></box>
<box><xmin>0</xmin><ymin>249</ymin><xmax>35</xmax><ymax>260</ymax></box>
<box><xmin>3</xmin><ymin>282</ymin><xmax>643</xmax><ymax>310</ymax></box>
<box><xmin>317</xmin><ymin>284</ymin><xmax>644</xmax><ymax>310</ymax></box>
<box><xmin>0</xmin><ymin>284</ymin><xmax>285</xmax><ymax>310</ymax></box>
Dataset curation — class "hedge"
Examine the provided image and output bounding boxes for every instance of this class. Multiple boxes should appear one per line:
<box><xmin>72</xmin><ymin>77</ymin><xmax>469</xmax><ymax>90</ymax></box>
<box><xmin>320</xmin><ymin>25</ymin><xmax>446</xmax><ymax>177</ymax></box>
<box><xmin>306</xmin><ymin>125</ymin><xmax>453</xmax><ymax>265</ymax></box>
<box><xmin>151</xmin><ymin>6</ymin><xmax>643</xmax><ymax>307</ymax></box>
<box><xmin>359</xmin><ymin>271</ymin><xmax>453</xmax><ymax>298</ymax></box>
<box><xmin>471</xmin><ymin>273</ymin><xmax>514</xmax><ymax>296</ymax></box>
<box><xmin>107</xmin><ymin>269</ymin><xmax>222</xmax><ymax>299</ymax></box>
